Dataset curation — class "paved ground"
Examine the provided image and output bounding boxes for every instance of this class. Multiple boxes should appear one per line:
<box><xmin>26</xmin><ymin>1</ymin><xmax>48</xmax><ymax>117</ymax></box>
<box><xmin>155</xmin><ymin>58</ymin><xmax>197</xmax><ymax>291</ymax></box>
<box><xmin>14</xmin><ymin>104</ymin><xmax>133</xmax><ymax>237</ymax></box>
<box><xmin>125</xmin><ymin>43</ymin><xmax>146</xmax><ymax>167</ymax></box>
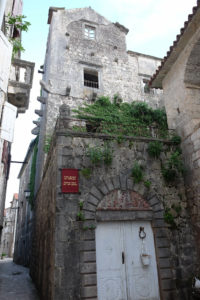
<box><xmin>0</xmin><ymin>258</ymin><xmax>40</xmax><ymax>300</ymax></box>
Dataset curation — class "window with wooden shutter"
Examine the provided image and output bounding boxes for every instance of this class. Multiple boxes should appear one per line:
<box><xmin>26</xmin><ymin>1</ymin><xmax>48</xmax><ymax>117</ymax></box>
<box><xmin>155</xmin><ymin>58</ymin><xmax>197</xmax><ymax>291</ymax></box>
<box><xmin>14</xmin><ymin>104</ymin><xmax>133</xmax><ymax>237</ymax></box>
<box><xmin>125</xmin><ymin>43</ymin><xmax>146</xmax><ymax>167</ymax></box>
<box><xmin>0</xmin><ymin>31</ymin><xmax>12</xmax><ymax>93</ymax></box>
<box><xmin>1</xmin><ymin>102</ymin><xmax>17</xmax><ymax>143</ymax></box>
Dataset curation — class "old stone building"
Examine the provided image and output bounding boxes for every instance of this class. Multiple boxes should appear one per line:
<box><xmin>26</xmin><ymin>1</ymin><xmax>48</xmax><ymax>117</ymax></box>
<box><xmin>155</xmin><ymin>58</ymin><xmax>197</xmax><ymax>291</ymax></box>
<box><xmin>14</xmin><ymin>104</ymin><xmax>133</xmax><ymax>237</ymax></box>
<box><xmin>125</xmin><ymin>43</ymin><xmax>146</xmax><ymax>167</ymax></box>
<box><xmin>14</xmin><ymin>138</ymin><xmax>37</xmax><ymax>266</ymax></box>
<box><xmin>150</xmin><ymin>0</ymin><xmax>200</xmax><ymax>264</ymax></box>
<box><xmin>0</xmin><ymin>0</ymin><xmax>34</xmax><ymax>239</ymax></box>
<box><xmin>33</xmin><ymin>7</ymin><xmax>163</xmax><ymax>194</ymax></box>
<box><xmin>17</xmin><ymin>4</ymin><xmax>200</xmax><ymax>300</ymax></box>
<box><xmin>0</xmin><ymin>193</ymin><xmax>18</xmax><ymax>257</ymax></box>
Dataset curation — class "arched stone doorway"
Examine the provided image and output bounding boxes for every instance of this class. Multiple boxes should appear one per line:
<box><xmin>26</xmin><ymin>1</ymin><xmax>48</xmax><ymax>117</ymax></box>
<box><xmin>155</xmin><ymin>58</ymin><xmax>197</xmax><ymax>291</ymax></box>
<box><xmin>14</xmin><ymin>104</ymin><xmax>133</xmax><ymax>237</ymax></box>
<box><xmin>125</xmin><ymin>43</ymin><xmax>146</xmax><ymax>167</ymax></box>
<box><xmin>81</xmin><ymin>174</ymin><xmax>175</xmax><ymax>299</ymax></box>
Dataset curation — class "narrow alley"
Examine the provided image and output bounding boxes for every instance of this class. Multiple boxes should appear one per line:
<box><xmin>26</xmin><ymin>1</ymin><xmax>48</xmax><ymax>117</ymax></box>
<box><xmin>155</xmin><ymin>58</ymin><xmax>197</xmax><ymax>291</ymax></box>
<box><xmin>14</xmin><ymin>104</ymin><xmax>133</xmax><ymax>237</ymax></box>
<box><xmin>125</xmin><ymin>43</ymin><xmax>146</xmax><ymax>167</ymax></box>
<box><xmin>0</xmin><ymin>258</ymin><xmax>39</xmax><ymax>300</ymax></box>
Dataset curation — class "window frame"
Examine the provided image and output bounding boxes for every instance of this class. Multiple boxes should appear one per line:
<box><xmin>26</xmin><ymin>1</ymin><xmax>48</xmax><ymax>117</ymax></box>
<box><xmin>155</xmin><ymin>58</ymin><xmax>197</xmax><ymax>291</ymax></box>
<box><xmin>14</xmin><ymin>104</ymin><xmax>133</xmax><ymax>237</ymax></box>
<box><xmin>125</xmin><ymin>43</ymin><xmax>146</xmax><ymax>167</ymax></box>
<box><xmin>84</xmin><ymin>24</ymin><xmax>96</xmax><ymax>41</ymax></box>
<box><xmin>83</xmin><ymin>68</ymin><xmax>99</xmax><ymax>89</ymax></box>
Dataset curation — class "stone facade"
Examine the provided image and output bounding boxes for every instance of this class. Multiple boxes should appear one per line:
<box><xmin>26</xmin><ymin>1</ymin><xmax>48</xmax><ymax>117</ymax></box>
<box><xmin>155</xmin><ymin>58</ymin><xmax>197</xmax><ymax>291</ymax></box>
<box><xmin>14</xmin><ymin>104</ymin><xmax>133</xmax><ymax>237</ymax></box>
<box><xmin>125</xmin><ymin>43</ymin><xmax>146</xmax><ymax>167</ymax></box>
<box><xmin>0</xmin><ymin>193</ymin><xmax>18</xmax><ymax>257</ymax></box>
<box><xmin>14</xmin><ymin>139</ymin><xmax>37</xmax><ymax>266</ymax></box>
<box><xmin>30</xmin><ymin>108</ymin><xmax>195</xmax><ymax>300</ymax></box>
<box><xmin>34</xmin><ymin>7</ymin><xmax>163</xmax><ymax>194</ymax></box>
<box><xmin>151</xmin><ymin>1</ymin><xmax>200</xmax><ymax>264</ymax></box>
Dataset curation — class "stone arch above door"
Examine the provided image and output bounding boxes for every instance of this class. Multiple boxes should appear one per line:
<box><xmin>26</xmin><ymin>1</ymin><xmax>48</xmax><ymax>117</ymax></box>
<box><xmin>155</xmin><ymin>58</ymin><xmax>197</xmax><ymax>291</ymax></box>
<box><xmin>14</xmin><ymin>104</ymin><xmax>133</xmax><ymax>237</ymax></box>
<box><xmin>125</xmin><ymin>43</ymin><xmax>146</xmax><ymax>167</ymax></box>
<box><xmin>80</xmin><ymin>172</ymin><xmax>176</xmax><ymax>300</ymax></box>
<box><xmin>96</xmin><ymin>189</ymin><xmax>153</xmax><ymax>222</ymax></box>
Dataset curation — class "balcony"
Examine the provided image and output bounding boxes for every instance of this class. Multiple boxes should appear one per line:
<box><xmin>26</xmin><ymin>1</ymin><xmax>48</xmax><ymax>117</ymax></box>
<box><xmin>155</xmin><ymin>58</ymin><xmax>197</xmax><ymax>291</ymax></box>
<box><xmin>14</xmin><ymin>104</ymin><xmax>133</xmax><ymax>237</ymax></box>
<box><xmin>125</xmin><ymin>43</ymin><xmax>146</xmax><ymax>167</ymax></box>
<box><xmin>8</xmin><ymin>58</ymin><xmax>35</xmax><ymax>113</ymax></box>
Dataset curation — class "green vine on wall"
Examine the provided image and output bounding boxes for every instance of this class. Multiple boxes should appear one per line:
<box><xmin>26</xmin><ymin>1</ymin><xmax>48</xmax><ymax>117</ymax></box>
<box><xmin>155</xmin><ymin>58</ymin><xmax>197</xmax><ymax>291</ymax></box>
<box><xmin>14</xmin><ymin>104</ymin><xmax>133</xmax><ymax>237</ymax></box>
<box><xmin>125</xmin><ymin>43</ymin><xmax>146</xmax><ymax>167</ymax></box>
<box><xmin>73</xmin><ymin>96</ymin><xmax>168</xmax><ymax>139</ymax></box>
<box><xmin>43</xmin><ymin>135</ymin><xmax>52</xmax><ymax>154</ymax></box>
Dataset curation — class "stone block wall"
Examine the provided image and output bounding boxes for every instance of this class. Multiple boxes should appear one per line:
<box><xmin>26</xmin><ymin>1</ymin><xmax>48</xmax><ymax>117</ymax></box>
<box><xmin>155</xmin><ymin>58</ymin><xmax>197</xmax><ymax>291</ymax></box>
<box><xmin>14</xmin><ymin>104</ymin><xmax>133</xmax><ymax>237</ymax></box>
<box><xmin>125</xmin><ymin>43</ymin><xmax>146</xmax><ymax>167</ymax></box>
<box><xmin>30</xmin><ymin>144</ymin><xmax>57</xmax><ymax>300</ymax></box>
<box><xmin>31</xmin><ymin>116</ymin><xmax>196</xmax><ymax>299</ymax></box>
<box><xmin>162</xmin><ymin>26</ymin><xmax>200</xmax><ymax>261</ymax></box>
<box><xmin>34</xmin><ymin>7</ymin><xmax>163</xmax><ymax>193</ymax></box>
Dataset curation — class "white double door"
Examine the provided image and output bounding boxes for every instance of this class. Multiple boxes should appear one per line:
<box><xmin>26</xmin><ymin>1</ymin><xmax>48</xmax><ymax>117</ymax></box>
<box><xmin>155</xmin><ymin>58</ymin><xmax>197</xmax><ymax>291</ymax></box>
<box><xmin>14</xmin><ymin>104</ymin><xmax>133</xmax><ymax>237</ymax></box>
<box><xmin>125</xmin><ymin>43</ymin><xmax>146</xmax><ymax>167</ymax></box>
<box><xmin>96</xmin><ymin>221</ymin><xmax>160</xmax><ymax>300</ymax></box>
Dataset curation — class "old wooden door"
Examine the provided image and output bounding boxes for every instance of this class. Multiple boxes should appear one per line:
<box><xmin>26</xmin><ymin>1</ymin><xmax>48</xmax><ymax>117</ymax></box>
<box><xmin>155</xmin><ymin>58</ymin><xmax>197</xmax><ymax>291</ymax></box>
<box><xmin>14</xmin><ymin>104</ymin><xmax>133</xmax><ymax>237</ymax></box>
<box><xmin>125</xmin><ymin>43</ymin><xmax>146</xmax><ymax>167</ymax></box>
<box><xmin>96</xmin><ymin>221</ymin><xmax>160</xmax><ymax>300</ymax></box>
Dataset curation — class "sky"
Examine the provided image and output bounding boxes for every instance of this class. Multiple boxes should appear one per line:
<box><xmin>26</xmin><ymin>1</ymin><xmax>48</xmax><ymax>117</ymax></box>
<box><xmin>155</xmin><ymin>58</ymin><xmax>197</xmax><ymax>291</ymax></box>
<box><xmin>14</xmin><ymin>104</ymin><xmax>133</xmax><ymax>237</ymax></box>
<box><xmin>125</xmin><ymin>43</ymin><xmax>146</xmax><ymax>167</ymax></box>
<box><xmin>5</xmin><ymin>0</ymin><xmax>197</xmax><ymax>207</ymax></box>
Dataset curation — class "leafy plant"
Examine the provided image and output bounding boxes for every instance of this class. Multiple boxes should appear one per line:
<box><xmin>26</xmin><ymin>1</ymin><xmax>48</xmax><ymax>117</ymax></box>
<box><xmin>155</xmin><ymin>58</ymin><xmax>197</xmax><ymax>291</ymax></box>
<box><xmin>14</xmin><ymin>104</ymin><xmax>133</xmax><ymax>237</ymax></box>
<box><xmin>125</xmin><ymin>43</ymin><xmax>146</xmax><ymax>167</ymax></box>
<box><xmin>72</xmin><ymin>125</ymin><xmax>87</xmax><ymax>132</ymax></box>
<box><xmin>162</xmin><ymin>167</ymin><xmax>177</xmax><ymax>182</ymax></box>
<box><xmin>170</xmin><ymin>135</ymin><xmax>181</xmax><ymax>145</ymax></box>
<box><xmin>77</xmin><ymin>211</ymin><xmax>85</xmax><ymax>221</ymax></box>
<box><xmin>164</xmin><ymin>207</ymin><xmax>177</xmax><ymax>229</ymax></box>
<box><xmin>11</xmin><ymin>38</ymin><xmax>25</xmax><ymax>56</ymax></box>
<box><xmin>144</xmin><ymin>180</ymin><xmax>151</xmax><ymax>189</ymax></box>
<box><xmin>43</xmin><ymin>135</ymin><xmax>52</xmax><ymax>153</ymax></box>
<box><xmin>87</xmin><ymin>146</ymin><xmax>103</xmax><ymax>165</ymax></box>
<box><xmin>79</xmin><ymin>201</ymin><xmax>84</xmax><ymax>209</ymax></box>
<box><xmin>131</xmin><ymin>162</ymin><xmax>143</xmax><ymax>183</ymax></box>
<box><xmin>80</xmin><ymin>168</ymin><xmax>92</xmax><ymax>179</ymax></box>
<box><xmin>87</xmin><ymin>144</ymin><xmax>113</xmax><ymax>166</ymax></box>
<box><xmin>6</xmin><ymin>14</ymin><xmax>31</xmax><ymax>32</ymax></box>
<box><xmin>147</xmin><ymin>141</ymin><xmax>163</xmax><ymax>158</ymax></box>
<box><xmin>73</xmin><ymin>97</ymin><xmax>168</xmax><ymax>139</ymax></box>
<box><xmin>6</xmin><ymin>14</ymin><xmax>31</xmax><ymax>57</ymax></box>
<box><xmin>162</xmin><ymin>151</ymin><xmax>185</xmax><ymax>183</ymax></box>
<box><xmin>116</xmin><ymin>134</ymin><xmax>125</xmax><ymax>144</ymax></box>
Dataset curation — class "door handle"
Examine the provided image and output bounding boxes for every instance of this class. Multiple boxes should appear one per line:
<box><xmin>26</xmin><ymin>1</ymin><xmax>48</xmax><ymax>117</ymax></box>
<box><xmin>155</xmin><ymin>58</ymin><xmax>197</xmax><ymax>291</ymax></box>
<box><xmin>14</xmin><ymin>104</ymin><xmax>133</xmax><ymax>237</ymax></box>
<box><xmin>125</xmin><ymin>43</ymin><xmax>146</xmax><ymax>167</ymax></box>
<box><xmin>122</xmin><ymin>251</ymin><xmax>125</xmax><ymax>264</ymax></box>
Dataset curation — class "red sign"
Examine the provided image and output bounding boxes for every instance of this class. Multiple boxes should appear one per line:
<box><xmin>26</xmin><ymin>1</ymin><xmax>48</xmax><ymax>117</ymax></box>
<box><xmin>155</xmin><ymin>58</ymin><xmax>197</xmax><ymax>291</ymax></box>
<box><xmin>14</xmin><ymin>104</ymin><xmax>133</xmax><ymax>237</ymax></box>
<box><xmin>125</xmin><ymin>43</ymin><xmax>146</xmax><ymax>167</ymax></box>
<box><xmin>61</xmin><ymin>169</ymin><xmax>79</xmax><ymax>193</ymax></box>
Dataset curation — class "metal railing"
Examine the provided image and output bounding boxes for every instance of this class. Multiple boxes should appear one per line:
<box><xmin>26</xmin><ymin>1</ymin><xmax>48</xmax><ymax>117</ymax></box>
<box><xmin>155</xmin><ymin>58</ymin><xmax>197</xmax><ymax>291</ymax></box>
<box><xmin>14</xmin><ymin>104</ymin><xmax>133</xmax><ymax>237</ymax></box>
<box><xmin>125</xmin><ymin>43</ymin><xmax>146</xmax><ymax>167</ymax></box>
<box><xmin>84</xmin><ymin>79</ymin><xmax>99</xmax><ymax>89</ymax></box>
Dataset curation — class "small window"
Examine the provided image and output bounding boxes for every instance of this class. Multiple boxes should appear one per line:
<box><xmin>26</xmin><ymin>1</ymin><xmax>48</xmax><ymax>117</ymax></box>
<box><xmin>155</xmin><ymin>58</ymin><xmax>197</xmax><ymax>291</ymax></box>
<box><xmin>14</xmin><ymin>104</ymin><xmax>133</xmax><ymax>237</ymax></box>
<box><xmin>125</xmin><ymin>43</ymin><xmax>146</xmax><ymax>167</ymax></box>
<box><xmin>84</xmin><ymin>25</ymin><xmax>95</xmax><ymax>40</ymax></box>
<box><xmin>84</xmin><ymin>69</ymin><xmax>99</xmax><ymax>89</ymax></box>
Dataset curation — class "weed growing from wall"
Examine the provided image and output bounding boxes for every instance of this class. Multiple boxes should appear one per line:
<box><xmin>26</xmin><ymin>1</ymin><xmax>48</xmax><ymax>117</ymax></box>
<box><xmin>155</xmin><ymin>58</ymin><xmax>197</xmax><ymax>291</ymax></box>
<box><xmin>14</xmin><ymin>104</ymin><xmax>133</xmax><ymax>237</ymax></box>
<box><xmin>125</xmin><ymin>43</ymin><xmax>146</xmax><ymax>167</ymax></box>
<box><xmin>131</xmin><ymin>162</ymin><xmax>143</xmax><ymax>183</ymax></box>
<box><xmin>162</xmin><ymin>151</ymin><xmax>185</xmax><ymax>183</ymax></box>
<box><xmin>147</xmin><ymin>141</ymin><xmax>163</xmax><ymax>158</ymax></box>
<box><xmin>80</xmin><ymin>168</ymin><xmax>92</xmax><ymax>179</ymax></box>
<box><xmin>87</xmin><ymin>143</ymin><xmax>113</xmax><ymax>166</ymax></box>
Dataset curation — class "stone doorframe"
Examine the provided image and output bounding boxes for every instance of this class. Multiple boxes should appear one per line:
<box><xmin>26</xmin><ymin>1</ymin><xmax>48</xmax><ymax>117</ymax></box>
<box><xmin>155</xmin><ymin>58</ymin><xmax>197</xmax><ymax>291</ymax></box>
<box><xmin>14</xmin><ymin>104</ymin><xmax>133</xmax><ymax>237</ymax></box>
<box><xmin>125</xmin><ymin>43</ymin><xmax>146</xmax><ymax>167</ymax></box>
<box><xmin>80</xmin><ymin>172</ymin><xmax>176</xmax><ymax>300</ymax></box>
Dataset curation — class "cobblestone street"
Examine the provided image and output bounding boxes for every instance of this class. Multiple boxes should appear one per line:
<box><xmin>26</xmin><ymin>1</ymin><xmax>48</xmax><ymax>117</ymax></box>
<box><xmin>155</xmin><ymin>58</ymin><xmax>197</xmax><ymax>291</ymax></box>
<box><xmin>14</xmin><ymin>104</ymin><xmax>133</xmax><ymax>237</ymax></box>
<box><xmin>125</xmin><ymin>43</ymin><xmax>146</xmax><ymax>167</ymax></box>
<box><xmin>0</xmin><ymin>258</ymin><xmax>39</xmax><ymax>300</ymax></box>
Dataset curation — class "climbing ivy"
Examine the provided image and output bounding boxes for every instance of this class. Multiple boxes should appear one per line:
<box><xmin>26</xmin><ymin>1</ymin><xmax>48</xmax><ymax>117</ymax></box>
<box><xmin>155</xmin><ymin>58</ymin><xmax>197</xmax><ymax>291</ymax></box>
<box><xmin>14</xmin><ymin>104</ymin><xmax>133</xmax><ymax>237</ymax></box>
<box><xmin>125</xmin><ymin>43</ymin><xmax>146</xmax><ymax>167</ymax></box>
<box><xmin>73</xmin><ymin>96</ymin><xmax>168</xmax><ymax>138</ymax></box>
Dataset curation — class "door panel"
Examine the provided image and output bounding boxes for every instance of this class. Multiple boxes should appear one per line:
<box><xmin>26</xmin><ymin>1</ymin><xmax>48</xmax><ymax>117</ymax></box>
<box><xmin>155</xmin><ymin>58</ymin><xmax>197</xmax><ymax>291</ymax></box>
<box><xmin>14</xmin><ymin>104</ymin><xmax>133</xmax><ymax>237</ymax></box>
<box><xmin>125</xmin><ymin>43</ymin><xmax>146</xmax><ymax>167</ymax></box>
<box><xmin>96</xmin><ymin>221</ymin><xmax>160</xmax><ymax>300</ymax></box>
<box><xmin>123</xmin><ymin>221</ymin><xmax>160</xmax><ymax>300</ymax></box>
<box><xmin>96</xmin><ymin>222</ymin><xmax>127</xmax><ymax>300</ymax></box>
